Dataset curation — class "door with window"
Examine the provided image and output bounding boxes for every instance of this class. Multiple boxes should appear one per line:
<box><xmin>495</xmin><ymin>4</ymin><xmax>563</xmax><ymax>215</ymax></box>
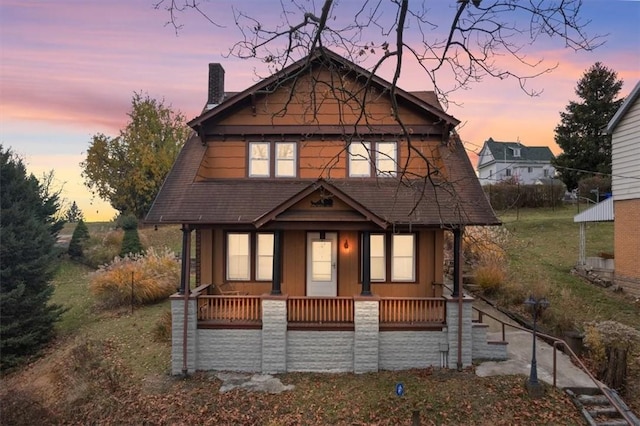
<box><xmin>306</xmin><ymin>232</ymin><xmax>338</xmax><ymax>296</ymax></box>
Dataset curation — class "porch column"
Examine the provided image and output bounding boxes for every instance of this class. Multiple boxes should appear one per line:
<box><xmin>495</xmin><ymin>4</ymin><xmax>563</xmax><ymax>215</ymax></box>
<box><xmin>452</xmin><ymin>227</ymin><xmax>462</xmax><ymax>297</ymax></box>
<box><xmin>361</xmin><ymin>231</ymin><xmax>372</xmax><ymax>296</ymax></box>
<box><xmin>271</xmin><ymin>230</ymin><xmax>282</xmax><ymax>295</ymax></box>
<box><xmin>180</xmin><ymin>224</ymin><xmax>192</xmax><ymax>294</ymax></box>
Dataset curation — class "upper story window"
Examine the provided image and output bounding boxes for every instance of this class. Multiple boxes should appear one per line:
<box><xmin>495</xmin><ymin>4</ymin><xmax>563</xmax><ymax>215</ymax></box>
<box><xmin>275</xmin><ymin>142</ymin><xmax>296</xmax><ymax>177</ymax></box>
<box><xmin>249</xmin><ymin>142</ymin><xmax>297</xmax><ymax>177</ymax></box>
<box><xmin>511</xmin><ymin>147</ymin><xmax>521</xmax><ymax>157</ymax></box>
<box><xmin>249</xmin><ymin>142</ymin><xmax>270</xmax><ymax>177</ymax></box>
<box><xmin>348</xmin><ymin>141</ymin><xmax>397</xmax><ymax>177</ymax></box>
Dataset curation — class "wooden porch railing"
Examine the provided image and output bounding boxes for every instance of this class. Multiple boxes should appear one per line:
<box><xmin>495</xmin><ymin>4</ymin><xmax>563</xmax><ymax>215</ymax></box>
<box><xmin>379</xmin><ymin>297</ymin><xmax>446</xmax><ymax>323</ymax></box>
<box><xmin>197</xmin><ymin>295</ymin><xmax>262</xmax><ymax>322</ymax></box>
<box><xmin>287</xmin><ymin>297</ymin><xmax>354</xmax><ymax>323</ymax></box>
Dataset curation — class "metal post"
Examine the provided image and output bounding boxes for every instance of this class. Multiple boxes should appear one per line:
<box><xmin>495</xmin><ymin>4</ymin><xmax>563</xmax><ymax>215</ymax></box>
<box><xmin>524</xmin><ymin>295</ymin><xmax>549</xmax><ymax>397</ymax></box>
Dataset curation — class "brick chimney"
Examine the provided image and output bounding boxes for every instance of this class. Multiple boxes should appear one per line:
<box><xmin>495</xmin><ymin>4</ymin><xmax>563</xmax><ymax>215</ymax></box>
<box><xmin>207</xmin><ymin>63</ymin><xmax>225</xmax><ymax>107</ymax></box>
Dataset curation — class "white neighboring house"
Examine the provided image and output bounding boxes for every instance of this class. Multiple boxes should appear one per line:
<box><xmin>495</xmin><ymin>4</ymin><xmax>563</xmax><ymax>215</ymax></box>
<box><xmin>477</xmin><ymin>138</ymin><xmax>556</xmax><ymax>185</ymax></box>
<box><xmin>606</xmin><ymin>81</ymin><xmax>640</xmax><ymax>297</ymax></box>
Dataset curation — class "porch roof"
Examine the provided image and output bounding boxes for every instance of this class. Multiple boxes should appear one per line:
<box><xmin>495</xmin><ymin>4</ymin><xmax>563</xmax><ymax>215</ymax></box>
<box><xmin>145</xmin><ymin>133</ymin><xmax>500</xmax><ymax>228</ymax></box>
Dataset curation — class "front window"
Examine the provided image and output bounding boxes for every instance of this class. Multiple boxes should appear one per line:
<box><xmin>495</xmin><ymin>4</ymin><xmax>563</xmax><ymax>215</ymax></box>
<box><xmin>227</xmin><ymin>233</ymin><xmax>250</xmax><ymax>280</ymax></box>
<box><xmin>249</xmin><ymin>142</ymin><xmax>270</xmax><ymax>177</ymax></box>
<box><xmin>227</xmin><ymin>232</ymin><xmax>275</xmax><ymax>281</ymax></box>
<box><xmin>256</xmin><ymin>233</ymin><xmax>274</xmax><ymax>280</ymax></box>
<box><xmin>361</xmin><ymin>233</ymin><xmax>416</xmax><ymax>282</ymax></box>
<box><xmin>392</xmin><ymin>234</ymin><xmax>415</xmax><ymax>281</ymax></box>
<box><xmin>370</xmin><ymin>234</ymin><xmax>386</xmax><ymax>281</ymax></box>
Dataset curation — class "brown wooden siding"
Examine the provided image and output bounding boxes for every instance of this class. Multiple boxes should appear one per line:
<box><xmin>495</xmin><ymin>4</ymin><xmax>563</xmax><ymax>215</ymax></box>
<box><xmin>216</xmin><ymin>70</ymin><xmax>431</xmax><ymax>127</ymax></box>
<box><xmin>196</xmin><ymin>142</ymin><xmax>245</xmax><ymax>181</ymax></box>
<box><xmin>197</xmin><ymin>138</ymin><xmax>445</xmax><ymax>180</ymax></box>
<box><xmin>299</xmin><ymin>141</ymin><xmax>346</xmax><ymax>179</ymax></box>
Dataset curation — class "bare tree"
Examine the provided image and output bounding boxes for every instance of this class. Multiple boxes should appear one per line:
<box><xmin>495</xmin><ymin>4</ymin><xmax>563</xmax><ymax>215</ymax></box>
<box><xmin>153</xmin><ymin>0</ymin><xmax>601</xmax><ymax>222</ymax></box>
<box><xmin>155</xmin><ymin>0</ymin><xmax>600</xmax><ymax>104</ymax></box>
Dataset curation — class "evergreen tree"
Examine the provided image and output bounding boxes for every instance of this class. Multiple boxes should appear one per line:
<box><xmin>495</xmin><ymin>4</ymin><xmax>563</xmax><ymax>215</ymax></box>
<box><xmin>68</xmin><ymin>219</ymin><xmax>90</xmax><ymax>259</ymax></box>
<box><xmin>0</xmin><ymin>146</ymin><xmax>65</xmax><ymax>371</ymax></box>
<box><xmin>64</xmin><ymin>201</ymin><xmax>84</xmax><ymax>223</ymax></box>
<box><xmin>552</xmin><ymin>63</ymin><xmax>624</xmax><ymax>191</ymax></box>
<box><xmin>119</xmin><ymin>215</ymin><xmax>144</xmax><ymax>257</ymax></box>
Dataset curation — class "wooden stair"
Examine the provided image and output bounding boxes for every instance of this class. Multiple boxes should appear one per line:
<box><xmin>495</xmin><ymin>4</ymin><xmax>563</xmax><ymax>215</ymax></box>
<box><xmin>567</xmin><ymin>388</ymin><xmax>640</xmax><ymax>426</ymax></box>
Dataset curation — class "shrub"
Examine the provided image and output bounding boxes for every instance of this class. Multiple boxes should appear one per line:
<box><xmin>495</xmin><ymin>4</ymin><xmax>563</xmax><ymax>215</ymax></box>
<box><xmin>68</xmin><ymin>219</ymin><xmax>90</xmax><ymax>259</ymax></box>
<box><xmin>578</xmin><ymin>175</ymin><xmax>612</xmax><ymax>203</ymax></box>
<box><xmin>89</xmin><ymin>247</ymin><xmax>179</xmax><ymax>308</ymax></box>
<box><xmin>473</xmin><ymin>260</ymin><xmax>507</xmax><ymax>294</ymax></box>
<box><xmin>83</xmin><ymin>230</ymin><xmax>122</xmax><ymax>268</ymax></box>
<box><xmin>119</xmin><ymin>215</ymin><xmax>144</xmax><ymax>258</ymax></box>
<box><xmin>152</xmin><ymin>310</ymin><xmax>173</xmax><ymax>343</ymax></box>
<box><xmin>584</xmin><ymin>321</ymin><xmax>640</xmax><ymax>392</ymax></box>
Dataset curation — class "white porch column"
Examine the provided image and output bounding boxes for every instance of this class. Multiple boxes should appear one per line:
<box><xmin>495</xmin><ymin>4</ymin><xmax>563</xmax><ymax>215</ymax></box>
<box><xmin>354</xmin><ymin>297</ymin><xmax>380</xmax><ymax>373</ymax></box>
<box><xmin>171</xmin><ymin>294</ymin><xmax>198</xmax><ymax>375</ymax></box>
<box><xmin>261</xmin><ymin>296</ymin><xmax>288</xmax><ymax>373</ymax></box>
<box><xmin>445</xmin><ymin>295</ymin><xmax>474</xmax><ymax>369</ymax></box>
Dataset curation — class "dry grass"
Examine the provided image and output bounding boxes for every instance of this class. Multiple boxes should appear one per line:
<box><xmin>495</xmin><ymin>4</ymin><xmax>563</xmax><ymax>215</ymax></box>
<box><xmin>89</xmin><ymin>247</ymin><xmax>179</xmax><ymax>308</ymax></box>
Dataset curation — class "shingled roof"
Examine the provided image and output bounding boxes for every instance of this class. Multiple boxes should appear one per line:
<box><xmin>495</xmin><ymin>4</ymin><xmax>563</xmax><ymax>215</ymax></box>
<box><xmin>482</xmin><ymin>138</ymin><xmax>555</xmax><ymax>163</ymax></box>
<box><xmin>146</xmin><ymin>134</ymin><xmax>498</xmax><ymax>227</ymax></box>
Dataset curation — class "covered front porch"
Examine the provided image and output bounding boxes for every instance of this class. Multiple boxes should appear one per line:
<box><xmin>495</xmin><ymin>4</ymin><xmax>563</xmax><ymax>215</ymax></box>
<box><xmin>172</xmin><ymin>286</ymin><xmax>507</xmax><ymax>374</ymax></box>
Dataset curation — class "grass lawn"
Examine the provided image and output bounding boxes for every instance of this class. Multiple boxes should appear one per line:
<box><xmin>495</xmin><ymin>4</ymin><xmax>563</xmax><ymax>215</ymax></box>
<box><xmin>497</xmin><ymin>205</ymin><xmax>639</xmax><ymax>332</ymax></box>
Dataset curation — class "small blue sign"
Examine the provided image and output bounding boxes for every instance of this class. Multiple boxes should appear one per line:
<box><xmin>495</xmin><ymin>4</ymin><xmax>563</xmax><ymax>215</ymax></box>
<box><xmin>395</xmin><ymin>382</ymin><xmax>404</xmax><ymax>397</ymax></box>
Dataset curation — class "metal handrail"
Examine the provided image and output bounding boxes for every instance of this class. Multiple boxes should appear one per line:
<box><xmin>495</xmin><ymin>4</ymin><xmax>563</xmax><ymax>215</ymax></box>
<box><xmin>473</xmin><ymin>306</ymin><xmax>635</xmax><ymax>425</ymax></box>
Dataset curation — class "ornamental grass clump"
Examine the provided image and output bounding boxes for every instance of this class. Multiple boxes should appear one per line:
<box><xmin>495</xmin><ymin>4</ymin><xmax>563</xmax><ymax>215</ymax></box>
<box><xmin>89</xmin><ymin>247</ymin><xmax>179</xmax><ymax>308</ymax></box>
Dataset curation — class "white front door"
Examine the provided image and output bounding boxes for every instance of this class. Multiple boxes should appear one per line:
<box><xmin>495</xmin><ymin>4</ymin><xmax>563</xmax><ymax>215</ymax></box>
<box><xmin>306</xmin><ymin>232</ymin><xmax>338</xmax><ymax>296</ymax></box>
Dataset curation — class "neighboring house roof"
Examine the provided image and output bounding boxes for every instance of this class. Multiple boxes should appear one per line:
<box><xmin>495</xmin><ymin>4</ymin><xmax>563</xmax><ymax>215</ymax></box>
<box><xmin>606</xmin><ymin>81</ymin><xmax>640</xmax><ymax>134</ymax></box>
<box><xmin>146</xmin><ymin>133</ymin><xmax>499</xmax><ymax>227</ymax></box>
<box><xmin>573</xmin><ymin>197</ymin><xmax>614</xmax><ymax>223</ymax></box>
<box><xmin>479</xmin><ymin>138</ymin><xmax>555</xmax><ymax>164</ymax></box>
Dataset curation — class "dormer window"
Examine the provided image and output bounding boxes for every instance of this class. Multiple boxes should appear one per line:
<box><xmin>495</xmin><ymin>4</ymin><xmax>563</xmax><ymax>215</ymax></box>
<box><xmin>511</xmin><ymin>147</ymin><xmax>521</xmax><ymax>157</ymax></box>
<box><xmin>249</xmin><ymin>141</ymin><xmax>297</xmax><ymax>177</ymax></box>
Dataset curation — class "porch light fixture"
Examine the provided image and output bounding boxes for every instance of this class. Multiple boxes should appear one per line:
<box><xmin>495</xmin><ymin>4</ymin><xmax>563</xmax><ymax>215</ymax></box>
<box><xmin>524</xmin><ymin>295</ymin><xmax>550</xmax><ymax>397</ymax></box>
<box><xmin>343</xmin><ymin>239</ymin><xmax>349</xmax><ymax>250</ymax></box>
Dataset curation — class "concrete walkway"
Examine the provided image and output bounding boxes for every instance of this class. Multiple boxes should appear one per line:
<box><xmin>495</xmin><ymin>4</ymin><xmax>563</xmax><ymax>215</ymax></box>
<box><xmin>473</xmin><ymin>298</ymin><xmax>599</xmax><ymax>390</ymax></box>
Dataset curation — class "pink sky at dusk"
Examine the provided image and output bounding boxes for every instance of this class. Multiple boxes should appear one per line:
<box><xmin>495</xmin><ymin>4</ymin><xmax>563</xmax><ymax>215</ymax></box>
<box><xmin>1</xmin><ymin>0</ymin><xmax>639</xmax><ymax>221</ymax></box>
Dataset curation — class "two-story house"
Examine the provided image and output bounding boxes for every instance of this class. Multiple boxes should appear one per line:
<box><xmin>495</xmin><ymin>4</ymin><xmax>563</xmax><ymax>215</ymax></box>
<box><xmin>606</xmin><ymin>81</ymin><xmax>640</xmax><ymax>297</ymax></box>
<box><xmin>146</xmin><ymin>48</ymin><xmax>506</xmax><ymax>375</ymax></box>
<box><xmin>477</xmin><ymin>138</ymin><xmax>556</xmax><ymax>185</ymax></box>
